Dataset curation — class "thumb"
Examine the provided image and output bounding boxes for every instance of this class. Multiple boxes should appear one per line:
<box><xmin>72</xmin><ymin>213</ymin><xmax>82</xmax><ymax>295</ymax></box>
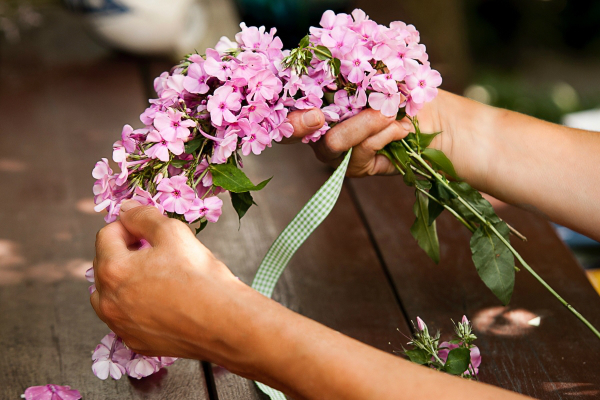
<box><xmin>119</xmin><ymin>200</ymin><xmax>175</xmax><ymax>246</ymax></box>
<box><xmin>283</xmin><ymin>108</ymin><xmax>325</xmax><ymax>143</ymax></box>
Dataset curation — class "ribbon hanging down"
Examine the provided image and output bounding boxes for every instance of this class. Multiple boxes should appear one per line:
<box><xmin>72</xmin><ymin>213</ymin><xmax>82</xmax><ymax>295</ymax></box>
<box><xmin>250</xmin><ymin>149</ymin><xmax>353</xmax><ymax>399</ymax></box>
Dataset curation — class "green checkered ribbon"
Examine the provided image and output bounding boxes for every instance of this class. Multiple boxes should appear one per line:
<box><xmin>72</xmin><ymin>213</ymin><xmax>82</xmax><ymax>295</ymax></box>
<box><xmin>250</xmin><ymin>149</ymin><xmax>353</xmax><ymax>399</ymax></box>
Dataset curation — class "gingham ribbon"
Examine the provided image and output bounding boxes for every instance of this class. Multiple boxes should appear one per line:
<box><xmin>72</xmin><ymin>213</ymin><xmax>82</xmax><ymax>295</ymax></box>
<box><xmin>251</xmin><ymin>149</ymin><xmax>352</xmax><ymax>399</ymax></box>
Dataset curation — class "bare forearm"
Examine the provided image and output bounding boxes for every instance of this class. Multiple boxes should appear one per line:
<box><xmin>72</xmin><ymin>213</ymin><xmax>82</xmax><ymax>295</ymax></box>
<box><xmin>211</xmin><ymin>281</ymin><xmax>529</xmax><ymax>400</ymax></box>
<box><xmin>427</xmin><ymin>91</ymin><xmax>600</xmax><ymax>241</ymax></box>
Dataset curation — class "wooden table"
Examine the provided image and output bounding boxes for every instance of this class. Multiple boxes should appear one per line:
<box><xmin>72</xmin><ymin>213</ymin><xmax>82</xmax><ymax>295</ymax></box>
<box><xmin>1</xmin><ymin>7</ymin><xmax>599</xmax><ymax>400</ymax></box>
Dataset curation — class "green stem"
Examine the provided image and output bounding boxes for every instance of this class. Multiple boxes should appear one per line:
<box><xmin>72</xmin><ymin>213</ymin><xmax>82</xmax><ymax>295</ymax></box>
<box><xmin>401</xmin><ymin>138</ymin><xmax>600</xmax><ymax>340</ymax></box>
<box><xmin>307</xmin><ymin>46</ymin><xmax>333</xmax><ymax>60</ymax></box>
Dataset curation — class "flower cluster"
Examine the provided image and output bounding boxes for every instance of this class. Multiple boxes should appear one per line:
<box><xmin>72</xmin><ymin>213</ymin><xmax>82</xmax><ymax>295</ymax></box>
<box><xmin>91</xmin><ymin>8</ymin><xmax>441</xmax><ymax>381</ymax></box>
<box><xmin>91</xmin><ymin>332</ymin><xmax>177</xmax><ymax>380</ymax></box>
<box><xmin>401</xmin><ymin>316</ymin><xmax>481</xmax><ymax>378</ymax></box>
<box><xmin>23</xmin><ymin>384</ymin><xmax>81</xmax><ymax>400</ymax></box>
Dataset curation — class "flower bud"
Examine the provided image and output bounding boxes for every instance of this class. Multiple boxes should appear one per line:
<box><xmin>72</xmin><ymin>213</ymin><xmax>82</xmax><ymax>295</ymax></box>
<box><xmin>462</xmin><ymin>315</ymin><xmax>469</xmax><ymax>325</ymax></box>
<box><xmin>416</xmin><ymin>316</ymin><xmax>426</xmax><ymax>331</ymax></box>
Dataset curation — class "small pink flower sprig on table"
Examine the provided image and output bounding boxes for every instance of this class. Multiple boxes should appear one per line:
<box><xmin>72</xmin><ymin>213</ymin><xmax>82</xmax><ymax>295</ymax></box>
<box><xmin>401</xmin><ymin>316</ymin><xmax>481</xmax><ymax>379</ymax></box>
<box><xmin>91</xmin><ymin>6</ymin><xmax>600</xmax><ymax>382</ymax></box>
<box><xmin>22</xmin><ymin>384</ymin><xmax>81</xmax><ymax>400</ymax></box>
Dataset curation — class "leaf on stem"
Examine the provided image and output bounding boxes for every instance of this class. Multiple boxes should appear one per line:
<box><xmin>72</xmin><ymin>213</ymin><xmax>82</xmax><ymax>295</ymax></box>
<box><xmin>184</xmin><ymin>137</ymin><xmax>203</xmax><ymax>154</ymax></box>
<box><xmin>330</xmin><ymin>58</ymin><xmax>341</xmax><ymax>76</ymax></box>
<box><xmin>470</xmin><ymin>222</ymin><xmax>515</xmax><ymax>305</ymax></box>
<box><xmin>448</xmin><ymin>182</ymin><xmax>500</xmax><ymax>224</ymax></box>
<box><xmin>443</xmin><ymin>347</ymin><xmax>471</xmax><ymax>375</ymax></box>
<box><xmin>230</xmin><ymin>191</ymin><xmax>256</xmax><ymax>223</ymax></box>
<box><xmin>195</xmin><ymin>220</ymin><xmax>208</xmax><ymax>235</ymax></box>
<box><xmin>299</xmin><ymin>34</ymin><xmax>310</xmax><ymax>48</ymax></box>
<box><xmin>315</xmin><ymin>45</ymin><xmax>332</xmax><ymax>60</ymax></box>
<box><xmin>410</xmin><ymin>190</ymin><xmax>440</xmax><ymax>263</ymax></box>
<box><xmin>405</xmin><ymin>349</ymin><xmax>429</xmax><ymax>365</ymax></box>
<box><xmin>417</xmin><ymin>131</ymin><xmax>441</xmax><ymax>149</ymax></box>
<box><xmin>209</xmin><ymin>163</ymin><xmax>272</xmax><ymax>193</ymax></box>
<box><xmin>421</xmin><ymin>148</ymin><xmax>459</xmax><ymax>180</ymax></box>
<box><xmin>427</xmin><ymin>199</ymin><xmax>445</xmax><ymax>226</ymax></box>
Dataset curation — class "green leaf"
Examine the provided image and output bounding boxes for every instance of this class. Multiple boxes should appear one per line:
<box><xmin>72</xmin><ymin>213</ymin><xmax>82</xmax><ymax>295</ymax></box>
<box><xmin>209</xmin><ymin>163</ymin><xmax>272</xmax><ymax>193</ymax></box>
<box><xmin>443</xmin><ymin>347</ymin><xmax>471</xmax><ymax>375</ymax></box>
<box><xmin>230</xmin><ymin>191</ymin><xmax>255</xmax><ymax>222</ymax></box>
<box><xmin>405</xmin><ymin>349</ymin><xmax>430</xmax><ymax>365</ymax></box>
<box><xmin>403</xmin><ymin>168</ymin><xmax>416</xmax><ymax>186</ymax></box>
<box><xmin>415</xmin><ymin>179</ymin><xmax>432</xmax><ymax>191</ymax></box>
<box><xmin>417</xmin><ymin>131</ymin><xmax>441</xmax><ymax>149</ymax></box>
<box><xmin>427</xmin><ymin>199</ymin><xmax>444</xmax><ymax>226</ymax></box>
<box><xmin>388</xmin><ymin>141</ymin><xmax>410</xmax><ymax>168</ymax></box>
<box><xmin>298</xmin><ymin>34</ymin><xmax>310</xmax><ymax>48</ymax></box>
<box><xmin>430</xmin><ymin>180</ymin><xmax>456</xmax><ymax>201</ymax></box>
<box><xmin>184</xmin><ymin>137</ymin><xmax>203</xmax><ymax>154</ymax></box>
<box><xmin>405</xmin><ymin>132</ymin><xmax>418</xmax><ymax>150</ymax></box>
<box><xmin>170</xmin><ymin>159</ymin><xmax>189</xmax><ymax>168</ymax></box>
<box><xmin>395</xmin><ymin>108</ymin><xmax>407</xmax><ymax>121</ymax></box>
<box><xmin>470</xmin><ymin>222</ymin><xmax>515</xmax><ymax>305</ymax></box>
<box><xmin>195</xmin><ymin>220</ymin><xmax>208</xmax><ymax>235</ymax></box>
<box><xmin>315</xmin><ymin>45</ymin><xmax>332</xmax><ymax>61</ymax></box>
<box><xmin>421</xmin><ymin>148</ymin><xmax>459</xmax><ymax>180</ymax></box>
<box><xmin>449</xmin><ymin>182</ymin><xmax>500</xmax><ymax>224</ymax></box>
<box><xmin>410</xmin><ymin>191</ymin><xmax>440</xmax><ymax>263</ymax></box>
<box><xmin>330</xmin><ymin>58</ymin><xmax>341</xmax><ymax>76</ymax></box>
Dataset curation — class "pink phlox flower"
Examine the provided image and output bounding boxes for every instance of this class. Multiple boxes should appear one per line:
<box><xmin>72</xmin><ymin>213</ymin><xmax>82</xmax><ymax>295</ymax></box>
<box><xmin>240</xmin><ymin>101</ymin><xmax>271</xmax><ymax>123</ymax></box>
<box><xmin>351</xmin><ymin>19</ymin><xmax>380</xmax><ymax>49</ymax></box>
<box><xmin>294</xmin><ymin>93</ymin><xmax>323</xmax><ymax>110</ymax></box>
<box><xmin>120</xmin><ymin>124</ymin><xmax>138</xmax><ymax>153</ymax></box>
<box><xmin>157</xmin><ymin>357</ymin><xmax>178</xmax><ymax>368</ymax></box>
<box><xmin>184</xmin><ymin>195</ymin><xmax>224</xmax><ymax>223</ymax></box>
<box><xmin>215</xmin><ymin>35</ymin><xmax>239</xmax><ymax>55</ymax></box>
<box><xmin>404</xmin><ymin>92</ymin><xmax>424</xmax><ymax>117</ymax></box>
<box><xmin>154</xmin><ymin>109</ymin><xmax>195</xmax><ymax>141</ymax></box>
<box><xmin>157</xmin><ymin>175</ymin><xmax>196</xmax><ymax>214</ymax></box>
<box><xmin>283</xmin><ymin>71</ymin><xmax>303</xmax><ymax>97</ymax></box>
<box><xmin>368</xmin><ymin>79</ymin><xmax>402</xmax><ymax>117</ymax></box>
<box><xmin>85</xmin><ymin>266</ymin><xmax>96</xmax><ymax>294</ymax></box>
<box><xmin>140</xmin><ymin>104</ymin><xmax>159</xmax><ymax>125</ymax></box>
<box><xmin>333</xmin><ymin>89</ymin><xmax>366</xmax><ymax>120</ymax></box>
<box><xmin>92</xmin><ymin>158</ymin><xmax>114</xmax><ymax>200</ymax></box>
<box><xmin>248</xmin><ymin>69</ymin><xmax>282</xmax><ymax>102</ymax></box>
<box><xmin>145</xmin><ymin>129</ymin><xmax>185</xmax><ymax>162</ymax></box>
<box><xmin>207</xmin><ymin>85</ymin><xmax>242</xmax><ymax>126</ymax></box>
<box><xmin>23</xmin><ymin>384</ymin><xmax>81</xmax><ymax>400</ymax></box>
<box><xmin>241</xmin><ymin>122</ymin><xmax>270</xmax><ymax>155</ymax></box>
<box><xmin>321</xmin><ymin>104</ymin><xmax>341</xmax><ymax>123</ymax></box>
<box><xmin>183</xmin><ymin>60</ymin><xmax>210</xmax><ymax>94</ymax></box>
<box><xmin>301</xmin><ymin>70</ymin><xmax>334</xmax><ymax>98</ymax></box>
<box><xmin>405</xmin><ymin>65</ymin><xmax>441</xmax><ymax>104</ymax></box>
<box><xmin>194</xmin><ymin>159</ymin><xmax>213</xmax><ymax>188</ymax></box>
<box><xmin>153</xmin><ymin>71</ymin><xmax>169</xmax><ymax>97</ymax></box>
<box><xmin>354</xmin><ymin>72</ymin><xmax>372</xmax><ymax>102</ymax></box>
<box><xmin>159</xmin><ymin>73</ymin><xmax>186</xmax><ymax>106</ymax></box>
<box><xmin>132</xmin><ymin>186</ymin><xmax>165</xmax><ymax>214</ymax></box>
<box><xmin>436</xmin><ymin>342</ymin><xmax>481</xmax><ymax>376</ymax></box>
<box><xmin>225</xmin><ymin>77</ymin><xmax>248</xmax><ymax>98</ymax></box>
<box><xmin>269</xmin><ymin>119</ymin><xmax>294</xmax><ymax>142</ymax></box>
<box><xmin>233</xmin><ymin>51</ymin><xmax>267</xmax><ymax>81</ymax></box>
<box><xmin>204</xmin><ymin>48</ymin><xmax>232</xmax><ymax>81</ymax></box>
<box><xmin>112</xmin><ymin>143</ymin><xmax>129</xmax><ymax>186</ymax></box>
<box><xmin>384</xmin><ymin>42</ymin><xmax>422</xmax><ymax>74</ymax></box>
<box><xmin>92</xmin><ymin>333</ymin><xmax>129</xmax><ymax>380</ymax></box>
<box><xmin>235</xmin><ymin>23</ymin><xmax>283</xmax><ymax>58</ymax></box>
<box><xmin>320</xmin><ymin>25</ymin><xmax>359</xmax><ymax>58</ymax></box>
<box><xmin>302</xmin><ymin>122</ymin><xmax>329</xmax><ymax>143</ymax></box>
<box><xmin>126</xmin><ymin>355</ymin><xmax>160</xmax><ymax>379</ymax></box>
<box><xmin>340</xmin><ymin>45</ymin><xmax>374</xmax><ymax>84</ymax></box>
<box><xmin>316</xmin><ymin>10</ymin><xmax>352</xmax><ymax>33</ymax></box>
<box><xmin>211</xmin><ymin>130</ymin><xmax>238</xmax><ymax>164</ymax></box>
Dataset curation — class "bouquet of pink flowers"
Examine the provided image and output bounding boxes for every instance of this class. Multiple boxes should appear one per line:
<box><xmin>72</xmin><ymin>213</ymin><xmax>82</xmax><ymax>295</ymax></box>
<box><xmin>90</xmin><ymin>6</ymin><xmax>599</xmax><ymax>383</ymax></box>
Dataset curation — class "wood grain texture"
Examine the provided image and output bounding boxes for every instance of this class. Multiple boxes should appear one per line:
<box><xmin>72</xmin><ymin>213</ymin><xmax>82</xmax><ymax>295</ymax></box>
<box><xmin>0</xmin><ymin>7</ymin><xmax>209</xmax><ymax>399</ymax></box>
<box><xmin>350</xmin><ymin>176</ymin><xmax>600</xmax><ymax>399</ymax></box>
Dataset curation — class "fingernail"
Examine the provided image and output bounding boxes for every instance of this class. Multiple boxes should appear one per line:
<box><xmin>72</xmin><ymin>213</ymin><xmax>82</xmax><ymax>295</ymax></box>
<box><xmin>303</xmin><ymin>109</ymin><xmax>321</xmax><ymax>128</ymax></box>
<box><xmin>120</xmin><ymin>200</ymin><xmax>141</xmax><ymax>213</ymax></box>
<box><xmin>400</xmin><ymin>120</ymin><xmax>412</xmax><ymax>131</ymax></box>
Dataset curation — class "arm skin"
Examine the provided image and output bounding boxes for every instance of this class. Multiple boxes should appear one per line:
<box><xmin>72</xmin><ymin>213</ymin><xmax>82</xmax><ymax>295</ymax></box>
<box><xmin>288</xmin><ymin>90</ymin><xmax>600</xmax><ymax>241</ymax></box>
<box><xmin>92</xmin><ymin>91</ymin><xmax>595</xmax><ymax>399</ymax></box>
<box><xmin>92</xmin><ymin>202</ymin><xmax>530</xmax><ymax>400</ymax></box>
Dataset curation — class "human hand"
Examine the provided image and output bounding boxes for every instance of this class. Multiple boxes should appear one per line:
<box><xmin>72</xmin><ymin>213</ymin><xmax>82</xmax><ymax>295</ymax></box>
<box><xmin>286</xmin><ymin>90</ymin><xmax>494</xmax><ymax>187</ymax></box>
<box><xmin>90</xmin><ymin>200</ymin><xmax>249</xmax><ymax>364</ymax></box>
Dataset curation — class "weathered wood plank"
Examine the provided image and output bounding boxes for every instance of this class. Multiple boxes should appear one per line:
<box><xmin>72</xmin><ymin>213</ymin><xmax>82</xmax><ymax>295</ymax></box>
<box><xmin>350</xmin><ymin>175</ymin><xmax>600</xmax><ymax>399</ymax></box>
<box><xmin>0</xmin><ymin>7</ymin><xmax>210</xmax><ymax>399</ymax></box>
